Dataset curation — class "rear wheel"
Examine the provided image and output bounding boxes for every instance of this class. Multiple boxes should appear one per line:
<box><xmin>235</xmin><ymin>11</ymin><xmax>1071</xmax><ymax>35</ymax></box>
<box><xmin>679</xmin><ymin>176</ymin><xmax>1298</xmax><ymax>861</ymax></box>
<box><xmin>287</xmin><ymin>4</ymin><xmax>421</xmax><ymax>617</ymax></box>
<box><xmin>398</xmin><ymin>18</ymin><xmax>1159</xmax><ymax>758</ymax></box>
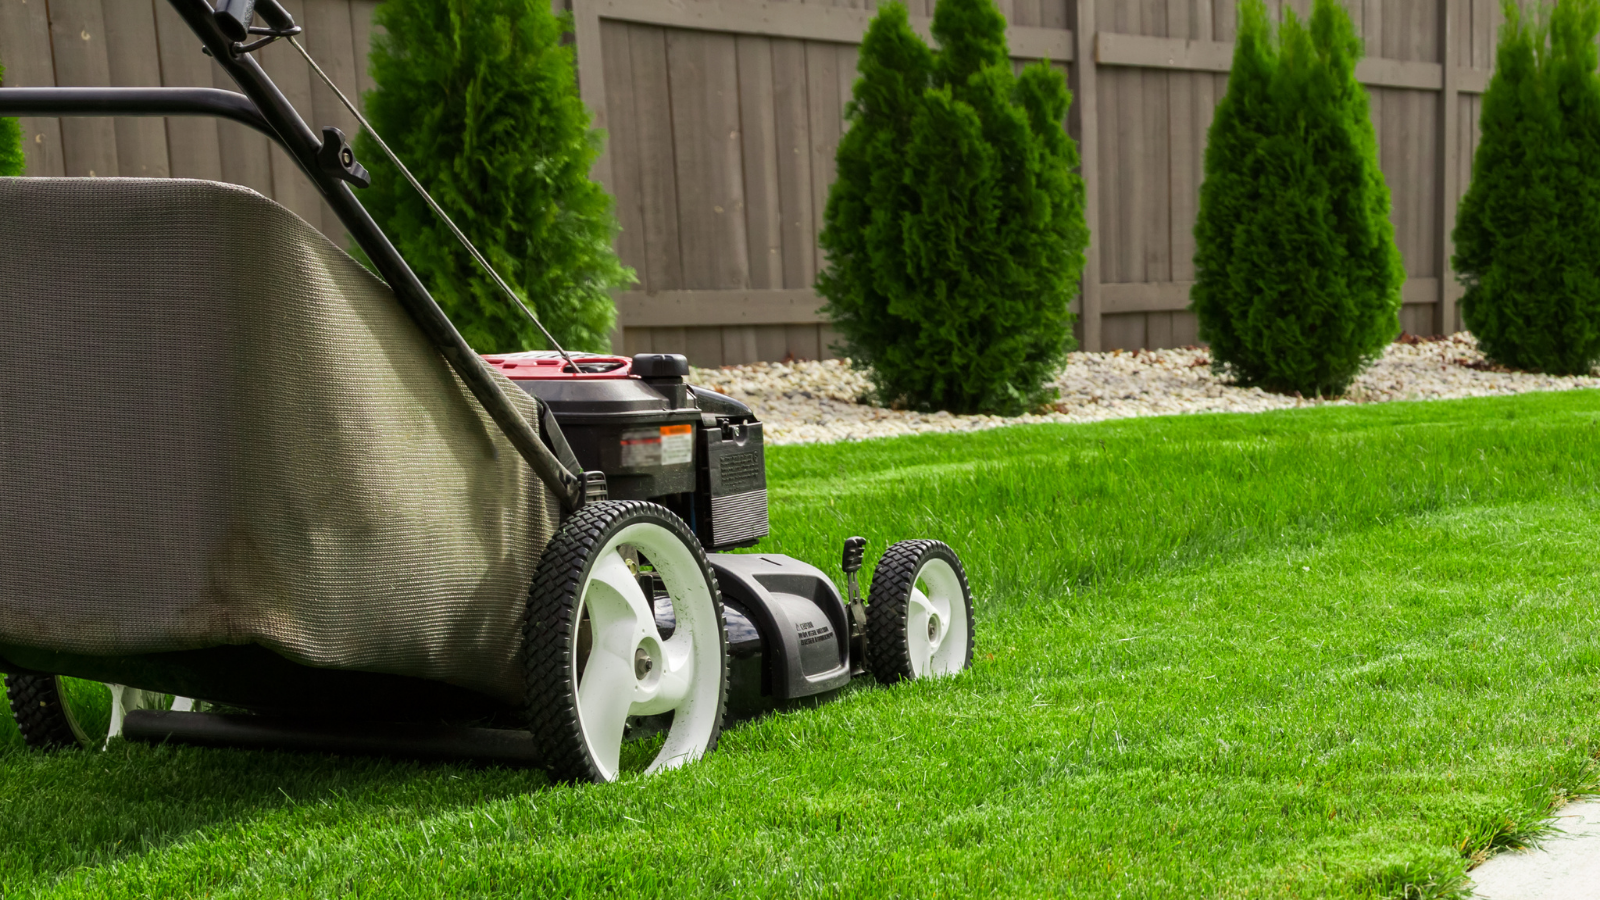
<box><xmin>865</xmin><ymin>540</ymin><xmax>974</xmax><ymax>684</ymax></box>
<box><xmin>523</xmin><ymin>501</ymin><xmax>728</xmax><ymax>783</ymax></box>
<box><xmin>4</xmin><ymin>675</ymin><xmax>180</xmax><ymax>750</ymax></box>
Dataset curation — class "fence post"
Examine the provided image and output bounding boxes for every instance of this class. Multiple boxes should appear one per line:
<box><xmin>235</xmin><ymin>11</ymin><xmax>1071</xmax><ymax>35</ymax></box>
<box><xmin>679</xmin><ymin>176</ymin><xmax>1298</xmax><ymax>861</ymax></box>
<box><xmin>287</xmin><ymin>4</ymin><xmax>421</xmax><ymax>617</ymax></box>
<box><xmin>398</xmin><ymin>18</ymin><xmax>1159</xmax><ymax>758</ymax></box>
<box><xmin>1067</xmin><ymin>0</ymin><xmax>1101</xmax><ymax>352</ymax></box>
<box><xmin>1436</xmin><ymin>0</ymin><xmax>1459</xmax><ymax>336</ymax></box>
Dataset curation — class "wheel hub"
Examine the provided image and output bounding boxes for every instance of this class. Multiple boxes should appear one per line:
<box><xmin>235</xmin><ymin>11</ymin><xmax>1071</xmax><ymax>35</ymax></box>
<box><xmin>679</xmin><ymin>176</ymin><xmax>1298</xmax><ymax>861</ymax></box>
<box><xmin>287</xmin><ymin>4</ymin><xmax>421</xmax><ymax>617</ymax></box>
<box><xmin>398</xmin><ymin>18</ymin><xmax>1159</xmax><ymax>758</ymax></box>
<box><xmin>634</xmin><ymin>647</ymin><xmax>654</xmax><ymax>680</ymax></box>
<box><xmin>927</xmin><ymin>615</ymin><xmax>939</xmax><ymax>642</ymax></box>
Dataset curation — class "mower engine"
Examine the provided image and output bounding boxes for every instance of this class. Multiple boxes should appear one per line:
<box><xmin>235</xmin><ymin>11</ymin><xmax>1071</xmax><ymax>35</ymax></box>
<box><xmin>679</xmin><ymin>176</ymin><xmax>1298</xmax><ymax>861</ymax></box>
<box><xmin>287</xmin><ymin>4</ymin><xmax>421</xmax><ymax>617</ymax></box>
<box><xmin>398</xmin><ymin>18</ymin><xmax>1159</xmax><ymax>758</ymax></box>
<box><xmin>491</xmin><ymin>350</ymin><xmax>859</xmax><ymax>713</ymax></box>
<box><xmin>488</xmin><ymin>351</ymin><xmax>768</xmax><ymax>550</ymax></box>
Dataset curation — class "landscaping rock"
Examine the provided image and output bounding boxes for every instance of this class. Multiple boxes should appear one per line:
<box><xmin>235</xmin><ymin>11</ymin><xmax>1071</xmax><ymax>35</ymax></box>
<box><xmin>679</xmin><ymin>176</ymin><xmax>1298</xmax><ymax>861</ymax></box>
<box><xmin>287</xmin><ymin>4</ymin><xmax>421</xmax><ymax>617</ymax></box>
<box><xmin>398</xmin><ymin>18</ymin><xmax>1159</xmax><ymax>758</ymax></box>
<box><xmin>690</xmin><ymin>333</ymin><xmax>1600</xmax><ymax>445</ymax></box>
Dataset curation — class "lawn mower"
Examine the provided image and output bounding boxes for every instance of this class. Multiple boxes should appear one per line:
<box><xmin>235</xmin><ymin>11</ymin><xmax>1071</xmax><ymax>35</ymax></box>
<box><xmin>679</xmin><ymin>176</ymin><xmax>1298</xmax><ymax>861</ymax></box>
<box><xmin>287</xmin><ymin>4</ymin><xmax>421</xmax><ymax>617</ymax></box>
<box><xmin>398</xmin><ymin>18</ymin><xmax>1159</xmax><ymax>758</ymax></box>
<box><xmin>0</xmin><ymin>0</ymin><xmax>974</xmax><ymax>783</ymax></box>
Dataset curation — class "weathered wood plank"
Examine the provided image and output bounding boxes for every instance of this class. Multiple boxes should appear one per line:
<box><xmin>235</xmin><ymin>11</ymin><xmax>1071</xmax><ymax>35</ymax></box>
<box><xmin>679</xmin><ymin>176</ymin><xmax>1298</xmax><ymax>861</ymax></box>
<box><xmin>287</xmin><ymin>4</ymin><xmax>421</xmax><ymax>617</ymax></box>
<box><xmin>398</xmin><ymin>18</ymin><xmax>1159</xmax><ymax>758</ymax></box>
<box><xmin>754</xmin><ymin>324</ymin><xmax>789</xmax><ymax>361</ymax></box>
<box><xmin>1041</xmin><ymin>0</ymin><xmax>1068</xmax><ymax>28</ymax></box>
<box><xmin>1438</xmin><ymin>0</ymin><xmax>1459</xmax><ymax>334</ymax></box>
<box><xmin>0</xmin><ymin>0</ymin><xmax>67</xmax><ymax>176</ymax></box>
<box><xmin>1069</xmin><ymin>0</ymin><xmax>1102</xmax><ymax>349</ymax></box>
<box><xmin>666</xmin><ymin>28</ymin><xmax>750</xmax><ymax>290</ymax></box>
<box><xmin>1171</xmin><ymin>309</ymin><xmax>1199</xmax><ymax>345</ymax></box>
<box><xmin>805</xmin><ymin>40</ymin><xmax>841</xmax><ymax>282</ymax></box>
<box><xmin>350</xmin><ymin>0</ymin><xmax>380</xmax><ymax>100</ymax></box>
<box><xmin>722</xmin><ymin>326</ymin><xmax>760</xmax><ymax>364</ymax></box>
<box><xmin>771</xmin><ymin>37</ymin><xmax>816</xmax><ymax>290</ymax></box>
<box><xmin>601</xmin><ymin>19</ymin><xmax>649</xmax><ymax>287</ymax></box>
<box><xmin>47</xmin><ymin>0</ymin><xmax>120</xmax><ymax>177</ymax></box>
<box><xmin>101</xmin><ymin>0</ymin><xmax>169</xmax><ymax>178</ymax></box>
<box><xmin>1101</xmin><ymin>313</ymin><xmax>1146</xmax><ymax>350</ymax></box>
<box><xmin>1146</xmin><ymin>311</ymin><xmax>1174</xmax><ymax>348</ymax></box>
<box><xmin>685</xmin><ymin>326</ymin><xmax>726</xmax><ymax>367</ymax></box>
<box><xmin>629</xmin><ymin>24</ymin><xmax>685</xmax><ymax>291</ymax></box>
<box><xmin>153</xmin><ymin>0</ymin><xmax>222</xmax><ymax>181</ymax></box>
<box><xmin>573</xmin><ymin>0</ymin><xmax>613</xmax><ymax>193</ymax></box>
<box><xmin>1012</xmin><ymin>0</ymin><xmax>1042</xmax><ymax>28</ymax></box>
<box><xmin>737</xmin><ymin>35</ymin><xmax>785</xmax><ymax>289</ymax></box>
<box><xmin>1143</xmin><ymin>65</ymin><xmax>1170</xmax><ymax>283</ymax></box>
<box><xmin>786</xmin><ymin>323</ymin><xmax>821</xmax><ymax>360</ymax></box>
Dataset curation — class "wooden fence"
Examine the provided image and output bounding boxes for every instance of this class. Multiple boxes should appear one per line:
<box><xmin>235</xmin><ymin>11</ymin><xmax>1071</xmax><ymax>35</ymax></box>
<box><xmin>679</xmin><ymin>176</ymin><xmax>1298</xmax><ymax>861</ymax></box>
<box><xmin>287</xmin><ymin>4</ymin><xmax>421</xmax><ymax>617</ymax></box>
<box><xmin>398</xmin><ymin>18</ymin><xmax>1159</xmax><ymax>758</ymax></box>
<box><xmin>0</xmin><ymin>0</ymin><xmax>1499</xmax><ymax>365</ymax></box>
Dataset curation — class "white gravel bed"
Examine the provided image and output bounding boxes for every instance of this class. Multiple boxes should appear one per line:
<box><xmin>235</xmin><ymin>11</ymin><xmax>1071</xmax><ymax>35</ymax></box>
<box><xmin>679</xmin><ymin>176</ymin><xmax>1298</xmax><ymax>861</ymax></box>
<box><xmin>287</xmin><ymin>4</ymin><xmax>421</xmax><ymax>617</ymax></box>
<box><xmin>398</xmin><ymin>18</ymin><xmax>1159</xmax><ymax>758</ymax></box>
<box><xmin>690</xmin><ymin>333</ymin><xmax>1600</xmax><ymax>445</ymax></box>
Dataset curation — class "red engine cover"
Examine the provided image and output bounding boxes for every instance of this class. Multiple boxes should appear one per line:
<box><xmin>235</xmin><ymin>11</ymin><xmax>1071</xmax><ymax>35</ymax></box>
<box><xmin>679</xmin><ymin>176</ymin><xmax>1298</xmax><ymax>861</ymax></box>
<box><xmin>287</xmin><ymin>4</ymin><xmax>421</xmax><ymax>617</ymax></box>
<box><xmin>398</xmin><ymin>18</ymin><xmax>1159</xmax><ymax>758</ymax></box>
<box><xmin>481</xmin><ymin>352</ymin><xmax>635</xmax><ymax>381</ymax></box>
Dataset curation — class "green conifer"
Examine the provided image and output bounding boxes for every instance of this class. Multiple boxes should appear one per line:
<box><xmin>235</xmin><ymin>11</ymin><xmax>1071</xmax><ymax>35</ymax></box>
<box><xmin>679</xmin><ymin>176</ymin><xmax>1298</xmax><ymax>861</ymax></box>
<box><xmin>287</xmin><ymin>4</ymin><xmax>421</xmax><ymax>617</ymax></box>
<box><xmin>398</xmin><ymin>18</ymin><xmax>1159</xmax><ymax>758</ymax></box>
<box><xmin>0</xmin><ymin>57</ymin><xmax>24</xmax><ymax>177</ymax></box>
<box><xmin>1454</xmin><ymin>0</ymin><xmax>1600</xmax><ymax>375</ymax></box>
<box><xmin>358</xmin><ymin>0</ymin><xmax>629</xmax><ymax>353</ymax></box>
<box><xmin>1191</xmin><ymin>0</ymin><xmax>1403</xmax><ymax>396</ymax></box>
<box><xmin>817</xmin><ymin>0</ymin><xmax>1089</xmax><ymax>415</ymax></box>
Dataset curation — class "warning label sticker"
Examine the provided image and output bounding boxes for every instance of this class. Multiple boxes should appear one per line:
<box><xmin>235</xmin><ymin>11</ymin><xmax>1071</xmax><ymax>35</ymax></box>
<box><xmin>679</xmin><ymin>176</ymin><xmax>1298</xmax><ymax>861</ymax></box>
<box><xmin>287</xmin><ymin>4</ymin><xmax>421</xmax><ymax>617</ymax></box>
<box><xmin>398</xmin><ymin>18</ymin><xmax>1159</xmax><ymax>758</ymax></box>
<box><xmin>620</xmin><ymin>430</ymin><xmax>660</xmax><ymax>468</ymax></box>
<box><xmin>660</xmin><ymin>424</ymin><xmax>694</xmax><ymax>466</ymax></box>
<box><xmin>620</xmin><ymin>425</ymin><xmax>694</xmax><ymax>468</ymax></box>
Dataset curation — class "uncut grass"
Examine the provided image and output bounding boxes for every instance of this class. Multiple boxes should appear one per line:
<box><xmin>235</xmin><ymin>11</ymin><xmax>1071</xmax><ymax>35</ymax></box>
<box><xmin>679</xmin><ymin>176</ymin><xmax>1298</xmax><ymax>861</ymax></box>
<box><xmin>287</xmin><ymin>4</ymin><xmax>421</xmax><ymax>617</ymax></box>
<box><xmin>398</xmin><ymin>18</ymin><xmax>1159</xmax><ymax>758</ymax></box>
<box><xmin>2</xmin><ymin>392</ymin><xmax>1600</xmax><ymax>897</ymax></box>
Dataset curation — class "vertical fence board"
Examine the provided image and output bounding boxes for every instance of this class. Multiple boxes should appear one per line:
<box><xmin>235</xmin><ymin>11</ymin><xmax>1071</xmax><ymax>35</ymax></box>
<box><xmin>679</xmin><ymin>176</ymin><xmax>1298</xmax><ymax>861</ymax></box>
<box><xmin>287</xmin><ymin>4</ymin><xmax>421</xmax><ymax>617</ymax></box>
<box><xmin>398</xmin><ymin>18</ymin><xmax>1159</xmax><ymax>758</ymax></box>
<box><xmin>630</xmin><ymin>24</ymin><xmax>685</xmax><ymax>293</ymax></box>
<box><xmin>772</xmin><ymin>38</ymin><xmax>815</xmax><ymax>292</ymax></box>
<box><xmin>804</xmin><ymin>41</ymin><xmax>841</xmax><ymax>283</ymax></box>
<box><xmin>667</xmin><ymin>29</ymin><xmax>749</xmax><ymax>365</ymax></box>
<box><xmin>47</xmin><ymin>0</ymin><xmax>119</xmax><ymax>177</ymax></box>
<box><xmin>737</xmin><ymin>36</ymin><xmax>783</xmax><ymax>291</ymax></box>
<box><xmin>153</xmin><ymin>0</ymin><xmax>222</xmax><ymax>180</ymax></box>
<box><xmin>350</xmin><ymin>0</ymin><xmax>380</xmax><ymax>99</ymax></box>
<box><xmin>101</xmin><ymin>0</ymin><xmax>169</xmax><ymax>178</ymax></box>
<box><xmin>1069</xmin><ymin>0</ymin><xmax>1101</xmax><ymax>348</ymax></box>
<box><xmin>602</xmin><ymin>20</ymin><xmax>648</xmax><ymax>287</ymax></box>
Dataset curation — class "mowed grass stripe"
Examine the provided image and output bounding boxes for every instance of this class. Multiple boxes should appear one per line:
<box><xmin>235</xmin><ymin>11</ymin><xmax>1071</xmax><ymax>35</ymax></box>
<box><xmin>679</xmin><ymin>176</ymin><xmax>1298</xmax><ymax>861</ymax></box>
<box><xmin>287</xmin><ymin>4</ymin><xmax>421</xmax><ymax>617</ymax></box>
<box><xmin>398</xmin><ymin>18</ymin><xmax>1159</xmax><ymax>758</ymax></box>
<box><xmin>2</xmin><ymin>391</ymin><xmax>1598</xmax><ymax>898</ymax></box>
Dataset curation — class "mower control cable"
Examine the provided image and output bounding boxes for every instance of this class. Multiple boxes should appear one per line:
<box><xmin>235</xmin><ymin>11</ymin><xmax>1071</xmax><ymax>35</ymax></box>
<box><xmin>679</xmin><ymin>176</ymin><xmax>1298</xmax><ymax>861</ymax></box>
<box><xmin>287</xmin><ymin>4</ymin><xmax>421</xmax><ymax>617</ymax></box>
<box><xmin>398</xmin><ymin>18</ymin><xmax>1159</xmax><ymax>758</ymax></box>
<box><xmin>285</xmin><ymin>35</ymin><xmax>581</xmax><ymax>375</ymax></box>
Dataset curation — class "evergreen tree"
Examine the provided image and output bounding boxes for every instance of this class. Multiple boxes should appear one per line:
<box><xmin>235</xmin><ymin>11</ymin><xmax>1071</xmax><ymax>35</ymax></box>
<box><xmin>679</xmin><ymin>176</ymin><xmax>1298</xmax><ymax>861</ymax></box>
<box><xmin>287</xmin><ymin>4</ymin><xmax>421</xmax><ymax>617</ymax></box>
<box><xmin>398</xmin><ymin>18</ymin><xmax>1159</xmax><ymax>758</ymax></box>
<box><xmin>817</xmin><ymin>0</ymin><xmax>1089</xmax><ymax>415</ymax></box>
<box><xmin>0</xmin><ymin>57</ymin><xmax>23</xmax><ymax>177</ymax></box>
<box><xmin>1454</xmin><ymin>0</ymin><xmax>1600</xmax><ymax>375</ymax></box>
<box><xmin>1191</xmin><ymin>0</ymin><xmax>1403</xmax><ymax>396</ymax></box>
<box><xmin>358</xmin><ymin>0</ymin><xmax>629</xmax><ymax>353</ymax></box>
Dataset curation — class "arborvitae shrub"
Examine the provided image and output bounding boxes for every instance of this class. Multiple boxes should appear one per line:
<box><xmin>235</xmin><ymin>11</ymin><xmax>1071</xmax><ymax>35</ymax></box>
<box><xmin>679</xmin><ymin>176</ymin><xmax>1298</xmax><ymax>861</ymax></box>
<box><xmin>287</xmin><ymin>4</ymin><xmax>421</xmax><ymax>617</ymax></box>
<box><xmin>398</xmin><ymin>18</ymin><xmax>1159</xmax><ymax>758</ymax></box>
<box><xmin>1454</xmin><ymin>0</ymin><xmax>1600</xmax><ymax>376</ymax></box>
<box><xmin>0</xmin><ymin>57</ymin><xmax>23</xmax><ymax>177</ymax></box>
<box><xmin>817</xmin><ymin>0</ymin><xmax>1088</xmax><ymax>416</ymax></box>
<box><xmin>1191</xmin><ymin>0</ymin><xmax>1403</xmax><ymax>396</ymax></box>
<box><xmin>359</xmin><ymin>0</ymin><xmax>628</xmax><ymax>353</ymax></box>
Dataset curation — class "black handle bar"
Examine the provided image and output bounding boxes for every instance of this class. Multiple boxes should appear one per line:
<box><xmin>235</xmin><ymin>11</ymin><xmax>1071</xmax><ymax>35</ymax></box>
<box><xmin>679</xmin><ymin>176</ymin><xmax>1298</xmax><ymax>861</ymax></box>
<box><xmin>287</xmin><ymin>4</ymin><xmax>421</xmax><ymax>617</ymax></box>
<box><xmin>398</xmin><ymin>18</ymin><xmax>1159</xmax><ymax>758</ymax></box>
<box><xmin>0</xmin><ymin>87</ymin><xmax>274</xmax><ymax>138</ymax></box>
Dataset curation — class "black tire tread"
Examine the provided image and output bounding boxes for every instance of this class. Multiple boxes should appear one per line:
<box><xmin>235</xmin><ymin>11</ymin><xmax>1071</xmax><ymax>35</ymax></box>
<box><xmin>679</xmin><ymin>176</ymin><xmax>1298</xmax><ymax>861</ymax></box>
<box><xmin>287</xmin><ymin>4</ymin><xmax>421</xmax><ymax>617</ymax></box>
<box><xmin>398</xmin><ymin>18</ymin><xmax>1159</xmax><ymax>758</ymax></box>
<box><xmin>865</xmin><ymin>540</ymin><xmax>975</xmax><ymax>685</ymax></box>
<box><xmin>4</xmin><ymin>674</ymin><xmax>83</xmax><ymax>750</ymax></box>
<box><xmin>522</xmin><ymin>500</ymin><xmax>728</xmax><ymax>783</ymax></box>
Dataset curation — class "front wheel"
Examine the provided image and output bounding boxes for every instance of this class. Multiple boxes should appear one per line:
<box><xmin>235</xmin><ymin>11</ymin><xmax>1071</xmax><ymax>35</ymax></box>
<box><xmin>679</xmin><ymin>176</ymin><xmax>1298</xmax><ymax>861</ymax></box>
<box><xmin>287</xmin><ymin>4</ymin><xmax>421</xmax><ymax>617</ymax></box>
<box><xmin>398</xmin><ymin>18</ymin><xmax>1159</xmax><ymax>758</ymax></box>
<box><xmin>5</xmin><ymin>675</ymin><xmax>183</xmax><ymax>750</ymax></box>
<box><xmin>865</xmin><ymin>540</ymin><xmax>974</xmax><ymax>684</ymax></box>
<box><xmin>523</xmin><ymin>501</ymin><xmax>728</xmax><ymax>783</ymax></box>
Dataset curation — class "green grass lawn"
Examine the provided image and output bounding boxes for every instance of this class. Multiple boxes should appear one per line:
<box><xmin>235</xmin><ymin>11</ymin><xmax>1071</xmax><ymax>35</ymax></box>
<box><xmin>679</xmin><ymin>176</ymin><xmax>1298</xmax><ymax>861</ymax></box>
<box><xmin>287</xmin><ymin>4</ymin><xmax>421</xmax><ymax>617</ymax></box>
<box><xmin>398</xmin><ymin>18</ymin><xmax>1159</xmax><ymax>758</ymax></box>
<box><xmin>4</xmin><ymin>391</ymin><xmax>1600</xmax><ymax>898</ymax></box>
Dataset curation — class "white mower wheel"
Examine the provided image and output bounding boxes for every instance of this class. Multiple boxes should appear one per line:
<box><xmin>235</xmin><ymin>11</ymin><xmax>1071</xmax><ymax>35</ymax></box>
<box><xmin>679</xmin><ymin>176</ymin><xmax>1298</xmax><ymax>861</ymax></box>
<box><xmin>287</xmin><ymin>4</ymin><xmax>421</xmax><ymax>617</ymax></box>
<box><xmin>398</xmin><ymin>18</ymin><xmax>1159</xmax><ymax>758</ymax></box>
<box><xmin>523</xmin><ymin>501</ymin><xmax>728</xmax><ymax>783</ymax></box>
<box><xmin>865</xmin><ymin>540</ymin><xmax>974</xmax><ymax>684</ymax></box>
<box><xmin>4</xmin><ymin>675</ymin><xmax>186</xmax><ymax>750</ymax></box>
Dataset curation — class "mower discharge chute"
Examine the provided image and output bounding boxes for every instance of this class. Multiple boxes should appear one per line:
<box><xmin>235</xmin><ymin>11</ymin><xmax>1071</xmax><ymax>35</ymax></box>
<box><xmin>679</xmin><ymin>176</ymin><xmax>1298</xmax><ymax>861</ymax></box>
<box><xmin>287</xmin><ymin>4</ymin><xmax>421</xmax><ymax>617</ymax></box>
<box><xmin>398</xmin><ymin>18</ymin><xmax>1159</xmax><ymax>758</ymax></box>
<box><xmin>0</xmin><ymin>0</ymin><xmax>975</xmax><ymax>783</ymax></box>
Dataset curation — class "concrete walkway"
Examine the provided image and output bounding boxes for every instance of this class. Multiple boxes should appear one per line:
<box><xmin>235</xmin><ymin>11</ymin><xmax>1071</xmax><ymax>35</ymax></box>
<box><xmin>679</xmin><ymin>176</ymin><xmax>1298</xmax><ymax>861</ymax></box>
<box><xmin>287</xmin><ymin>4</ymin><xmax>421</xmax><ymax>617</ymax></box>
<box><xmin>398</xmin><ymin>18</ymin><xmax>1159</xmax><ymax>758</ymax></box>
<box><xmin>1468</xmin><ymin>799</ymin><xmax>1600</xmax><ymax>899</ymax></box>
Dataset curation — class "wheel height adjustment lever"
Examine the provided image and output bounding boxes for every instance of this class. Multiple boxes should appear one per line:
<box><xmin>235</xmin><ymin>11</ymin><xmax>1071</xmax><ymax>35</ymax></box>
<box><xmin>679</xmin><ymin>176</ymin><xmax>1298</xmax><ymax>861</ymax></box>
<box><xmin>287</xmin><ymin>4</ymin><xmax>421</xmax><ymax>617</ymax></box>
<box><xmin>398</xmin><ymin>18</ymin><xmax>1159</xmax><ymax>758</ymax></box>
<box><xmin>841</xmin><ymin>536</ymin><xmax>868</xmax><ymax>675</ymax></box>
